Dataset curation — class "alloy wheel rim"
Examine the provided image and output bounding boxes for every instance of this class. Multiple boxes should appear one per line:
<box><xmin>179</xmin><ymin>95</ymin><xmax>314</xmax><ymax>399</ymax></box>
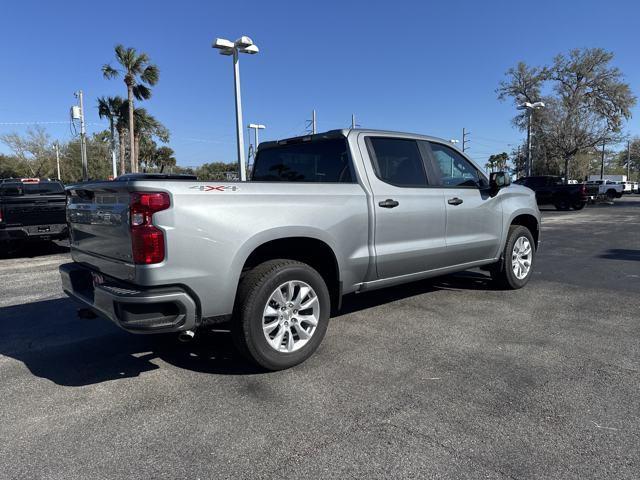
<box><xmin>262</xmin><ymin>280</ymin><xmax>319</xmax><ymax>353</ymax></box>
<box><xmin>512</xmin><ymin>236</ymin><xmax>532</xmax><ymax>280</ymax></box>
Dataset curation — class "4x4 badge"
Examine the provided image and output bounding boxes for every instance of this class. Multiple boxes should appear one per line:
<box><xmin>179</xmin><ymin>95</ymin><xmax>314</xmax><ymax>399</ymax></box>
<box><xmin>189</xmin><ymin>185</ymin><xmax>239</xmax><ymax>192</ymax></box>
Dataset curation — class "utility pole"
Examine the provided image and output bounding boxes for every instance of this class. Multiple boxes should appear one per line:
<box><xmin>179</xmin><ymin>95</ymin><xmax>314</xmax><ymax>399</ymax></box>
<box><xmin>74</xmin><ymin>90</ymin><xmax>88</xmax><ymax>181</ymax></box>
<box><xmin>600</xmin><ymin>138</ymin><xmax>606</xmax><ymax>180</ymax></box>
<box><xmin>55</xmin><ymin>142</ymin><xmax>61</xmax><ymax>180</ymax></box>
<box><xmin>306</xmin><ymin>109</ymin><xmax>317</xmax><ymax>134</ymax></box>
<box><xmin>462</xmin><ymin>128</ymin><xmax>470</xmax><ymax>153</ymax></box>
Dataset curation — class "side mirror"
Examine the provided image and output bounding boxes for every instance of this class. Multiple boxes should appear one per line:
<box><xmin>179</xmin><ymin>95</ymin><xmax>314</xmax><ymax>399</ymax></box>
<box><xmin>489</xmin><ymin>171</ymin><xmax>511</xmax><ymax>195</ymax></box>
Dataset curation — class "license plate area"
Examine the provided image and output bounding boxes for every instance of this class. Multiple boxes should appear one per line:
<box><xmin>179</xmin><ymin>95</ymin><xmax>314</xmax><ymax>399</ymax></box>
<box><xmin>69</xmin><ymin>268</ymin><xmax>96</xmax><ymax>302</ymax></box>
<box><xmin>37</xmin><ymin>226</ymin><xmax>51</xmax><ymax>233</ymax></box>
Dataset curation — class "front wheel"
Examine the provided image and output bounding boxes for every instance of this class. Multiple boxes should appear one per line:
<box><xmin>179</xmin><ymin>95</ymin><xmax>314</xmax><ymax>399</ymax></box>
<box><xmin>232</xmin><ymin>259</ymin><xmax>330</xmax><ymax>371</ymax></box>
<box><xmin>490</xmin><ymin>225</ymin><xmax>535</xmax><ymax>289</ymax></box>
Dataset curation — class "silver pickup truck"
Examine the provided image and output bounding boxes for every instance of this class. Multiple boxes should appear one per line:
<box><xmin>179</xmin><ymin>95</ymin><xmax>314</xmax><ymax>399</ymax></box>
<box><xmin>60</xmin><ymin>129</ymin><xmax>540</xmax><ymax>370</ymax></box>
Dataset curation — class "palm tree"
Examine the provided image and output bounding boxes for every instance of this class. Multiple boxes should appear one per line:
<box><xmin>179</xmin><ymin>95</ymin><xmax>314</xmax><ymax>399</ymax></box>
<box><xmin>102</xmin><ymin>45</ymin><xmax>159</xmax><ymax>173</ymax></box>
<box><xmin>97</xmin><ymin>96</ymin><xmax>126</xmax><ymax>176</ymax></box>
<box><xmin>131</xmin><ymin>108</ymin><xmax>169</xmax><ymax>171</ymax></box>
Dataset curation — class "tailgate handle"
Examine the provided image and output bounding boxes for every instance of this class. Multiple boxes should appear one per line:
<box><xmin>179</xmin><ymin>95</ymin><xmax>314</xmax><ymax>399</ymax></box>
<box><xmin>378</xmin><ymin>199</ymin><xmax>399</xmax><ymax>209</ymax></box>
<box><xmin>447</xmin><ymin>197</ymin><xmax>463</xmax><ymax>206</ymax></box>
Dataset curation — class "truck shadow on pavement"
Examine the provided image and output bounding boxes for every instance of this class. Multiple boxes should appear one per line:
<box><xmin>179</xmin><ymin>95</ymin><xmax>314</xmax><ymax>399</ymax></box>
<box><xmin>0</xmin><ymin>241</ymin><xmax>69</xmax><ymax>260</ymax></box>
<box><xmin>598</xmin><ymin>248</ymin><xmax>640</xmax><ymax>261</ymax></box>
<box><xmin>338</xmin><ymin>270</ymin><xmax>495</xmax><ymax>316</ymax></box>
<box><xmin>1</xmin><ymin>271</ymin><xmax>496</xmax><ymax>386</ymax></box>
<box><xmin>0</xmin><ymin>298</ymin><xmax>261</xmax><ymax>387</ymax></box>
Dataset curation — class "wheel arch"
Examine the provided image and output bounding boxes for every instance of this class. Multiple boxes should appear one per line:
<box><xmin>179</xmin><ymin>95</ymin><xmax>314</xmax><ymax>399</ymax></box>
<box><xmin>510</xmin><ymin>213</ymin><xmax>540</xmax><ymax>249</ymax></box>
<box><xmin>233</xmin><ymin>230</ymin><xmax>342</xmax><ymax>314</ymax></box>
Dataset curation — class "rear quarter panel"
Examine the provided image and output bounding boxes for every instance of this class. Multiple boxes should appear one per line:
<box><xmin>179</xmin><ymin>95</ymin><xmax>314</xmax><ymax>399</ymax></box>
<box><xmin>140</xmin><ymin>181</ymin><xmax>370</xmax><ymax>318</ymax></box>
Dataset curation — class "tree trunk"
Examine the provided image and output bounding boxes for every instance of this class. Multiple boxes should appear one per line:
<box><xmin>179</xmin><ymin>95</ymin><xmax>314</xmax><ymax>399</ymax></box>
<box><xmin>118</xmin><ymin>127</ymin><xmax>126</xmax><ymax>176</ymax></box>
<box><xmin>564</xmin><ymin>156</ymin><xmax>571</xmax><ymax>184</ymax></box>
<box><xmin>109</xmin><ymin>119</ymin><xmax>117</xmax><ymax>179</ymax></box>
<box><xmin>127</xmin><ymin>85</ymin><xmax>136</xmax><ymax>173</ymax></box>
<box><xmin>134</xmin><ymin>134</ymin><xmax>141</xmax><ymax>172</ymax></box>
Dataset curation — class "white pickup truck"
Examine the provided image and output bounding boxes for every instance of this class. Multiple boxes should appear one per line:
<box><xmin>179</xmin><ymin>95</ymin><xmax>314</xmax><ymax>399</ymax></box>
<box><xmin>60</xmin><ymin>129</ymin><xmax>541</xmax><ymax>370</ymax></box>
<box><xmin>585</xmin><ymin>179</ymin><xmax>624</xmax><ymax>200</ymax></box>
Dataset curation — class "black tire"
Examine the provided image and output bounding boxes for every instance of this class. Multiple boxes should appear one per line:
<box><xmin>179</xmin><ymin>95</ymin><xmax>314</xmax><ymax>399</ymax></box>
<box><xmin>490</xmin><ymin>225</ymin><xmax>536</xmax><ymax>290</ymax></box>
<box><xmin>572</xmin><ymin>201</ymin><xmax>586</xmax><ymax>210</ymax></box>
<box><xmin>232</xmin><ymin>259</ymin><xmax>330</xmax><ymax>371</ymax></box>
<box><xmin>606</xmin><ymin>190</ymin><xmax>616</xmax><ymax>200</ymax></box>
<box><xmin>554</xmin><ymin>200</ymin><xmax>570</xmax><ymax>210</ymax></box>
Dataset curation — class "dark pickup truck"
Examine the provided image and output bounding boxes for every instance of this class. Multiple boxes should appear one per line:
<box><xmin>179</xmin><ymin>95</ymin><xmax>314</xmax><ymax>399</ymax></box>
<box><xmin>0</xmin><ymin>178</ymin><xmax>68</xmax><ymax>246</ymax></box>
<box><xmin>513</xmin><ymin>176</ymin><xmax>593</xmax><ymax>210</ymax></box>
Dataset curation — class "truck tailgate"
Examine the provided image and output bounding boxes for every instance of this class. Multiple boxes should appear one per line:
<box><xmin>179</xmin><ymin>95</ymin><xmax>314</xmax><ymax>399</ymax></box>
<box><xmin>2</xmin><ymin>195</ymin><xmax>66</xmax><ymax>226</ymax></box>
<box><xmin>67</xmin><ymin>186</ymin><xmax>135</xmax><ymax>279</ymax></box>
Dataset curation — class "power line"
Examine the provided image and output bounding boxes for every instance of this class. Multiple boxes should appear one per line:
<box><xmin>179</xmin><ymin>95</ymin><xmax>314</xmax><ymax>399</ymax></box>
<box><xmin>473</xmin><ymin>135</ymin><xmax>515</xmax><ymax>144</ymax></box>
<box><xmin>0</xmin><ymin>121</ymin><xmax>69</xmax><ymax>125</ymax></box>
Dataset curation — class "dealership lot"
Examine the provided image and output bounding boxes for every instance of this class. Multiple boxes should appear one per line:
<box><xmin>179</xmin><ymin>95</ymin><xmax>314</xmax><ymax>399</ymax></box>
<box><xmin>1</xmin><ymin>199</ymin><xmax>639</xmax><ymax>479</ymax></box>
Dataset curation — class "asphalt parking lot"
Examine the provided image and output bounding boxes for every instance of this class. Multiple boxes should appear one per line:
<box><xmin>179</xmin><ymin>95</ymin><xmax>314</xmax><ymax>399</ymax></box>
<box><xmin>1</xmin><ymin>198</ymin><xmax>639</xmax><ymax>479</ymax></box>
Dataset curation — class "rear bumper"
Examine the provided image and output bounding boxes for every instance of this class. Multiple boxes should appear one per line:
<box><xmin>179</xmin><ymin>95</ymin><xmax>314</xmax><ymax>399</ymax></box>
<box><xmin>0</xmin><ymin>224</ymin><xmax>68</xmax><ymax>241</ymax></box>
<box><xmin>59</xmin><ymin>262</ymin><xmax>198</xmax><ymax>334</ymax></box>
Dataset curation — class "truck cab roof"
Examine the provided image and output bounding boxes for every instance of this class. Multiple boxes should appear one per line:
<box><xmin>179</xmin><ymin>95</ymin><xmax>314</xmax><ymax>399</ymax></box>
<box><xmin>258</xmin><ymin>128</ymin><xmax>460</xmax><ymax>151</ymax></box>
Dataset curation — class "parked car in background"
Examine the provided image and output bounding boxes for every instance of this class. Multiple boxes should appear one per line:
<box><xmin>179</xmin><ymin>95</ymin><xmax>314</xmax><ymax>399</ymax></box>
<box><xmin>514</xmin><ymin>175</ymin><xmax>591</xmax><ymax>210</ymax></box>
<box><xmin>585</xmin><ymin>179</ymin><xmax>624</xmax><ymax>200</ymax></box>
<box><xmin>621</xmin><ymin>181</ymin><xmax>634</xmax><ymax>194</ymax></box>
<box><xmin>60</xmin><ymin>129</ymin><xmax>541</xmax><ymax>370</ymax></box>
<box><xmin>633</xmin><ymin>182</ymin><xmax>639</xmax><ymax>194</ymax></box>
<box><xmin>0</xmin><ymin>178</ymin><xmax>68</xmax><ymax>248</ymax></box>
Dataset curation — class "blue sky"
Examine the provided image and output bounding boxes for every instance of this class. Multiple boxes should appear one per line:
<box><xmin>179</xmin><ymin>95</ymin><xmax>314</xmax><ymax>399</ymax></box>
<box><xmin>1</xmin><ymin>0</ymin><xmax>638</xmax><ymax>167</ymax></box>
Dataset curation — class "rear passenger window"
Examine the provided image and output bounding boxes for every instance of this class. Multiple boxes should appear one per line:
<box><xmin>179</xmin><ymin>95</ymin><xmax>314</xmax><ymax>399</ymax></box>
<box><xmin>252</xmin><ymin>138</ymin><xmax>354</xmax><ymax>183</ymax></box>
<box><xmin>367</xmin><ymin>137</ymin><xmax>428</xmax><ymax>187</ymax></box>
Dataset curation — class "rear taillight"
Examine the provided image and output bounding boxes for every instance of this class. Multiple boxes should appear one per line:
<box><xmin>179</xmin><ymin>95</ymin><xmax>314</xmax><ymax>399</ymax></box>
<box><xmin>130</xmin><ymin>192</ymin><xmax>170</xmax><ymax>264</ymax></box>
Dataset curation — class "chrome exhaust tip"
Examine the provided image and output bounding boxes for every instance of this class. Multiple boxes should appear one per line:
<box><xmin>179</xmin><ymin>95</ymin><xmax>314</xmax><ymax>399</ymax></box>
<box><xmin>178</xmin><ymin>330</ymin><xmax>196</xmax><ymax>342</ymax></box>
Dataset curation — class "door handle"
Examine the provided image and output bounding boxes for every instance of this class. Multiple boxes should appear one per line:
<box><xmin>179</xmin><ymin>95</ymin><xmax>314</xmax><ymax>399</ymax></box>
<box><xmin>378</xmin><ymin>199</ymin><xmax>399</xmax><ymax>208</ymax></box>
<box><xmin>447</xmin><ymin>197</ymin><xmax>463</xmax><ymax>206</ymax></box>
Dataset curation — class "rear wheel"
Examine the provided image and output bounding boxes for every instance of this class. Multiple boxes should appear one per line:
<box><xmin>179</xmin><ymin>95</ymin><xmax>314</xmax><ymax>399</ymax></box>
<box><xmin>232</xmin><ymin>259</ymin><xmax>330</xmax><ymax>371</ymax></box>
<box><xmin>554</xmin><ymin>200</ymin><xmax>570</xmax><ymax>210</ymax></box>
<box><xmin>490</xmin><ymin>225</ymin><xmax>535</xmax><ymax>289</ymax></box>
<box><xmin>572</xmin><ymin>201</ymin><xmax>586</xmax><ymax>210</ymax></box>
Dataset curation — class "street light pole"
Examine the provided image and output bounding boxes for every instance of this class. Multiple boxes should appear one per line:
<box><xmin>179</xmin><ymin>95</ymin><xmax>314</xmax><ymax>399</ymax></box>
<box><xmin>213</xmin><ymin>36</ymin><xmax>260</xmax><ymax>182</ymax></box>
<box><xmin>517</xmin><ymin>102</ymin><xmax>545</xmax><ymax>177</ymax></box>
<box><xmin>627</xmin><ymin>140</ymin><xmax>631</xmax><ymax>180</ymax></box>
<box><xmin>526</xmin><ymin>108</ymin><xmax>533</xmax><ymax>176</ymax></box>
<box><xmin>232</xmin><ymin>49</ymin><xmax>246</xmax><ymax>181</ymax></box>
<box><xmin>600</xmin><ymin>138</ymin><xmax>606</xmax><ymax>180</ymax></box>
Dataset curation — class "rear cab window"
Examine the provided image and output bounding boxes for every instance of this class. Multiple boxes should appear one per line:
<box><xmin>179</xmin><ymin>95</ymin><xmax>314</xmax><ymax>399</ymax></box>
<box><xmin>252</xmin><ymin>137</ymin><xmax>355</xmax><ymax>183</ymax></box>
